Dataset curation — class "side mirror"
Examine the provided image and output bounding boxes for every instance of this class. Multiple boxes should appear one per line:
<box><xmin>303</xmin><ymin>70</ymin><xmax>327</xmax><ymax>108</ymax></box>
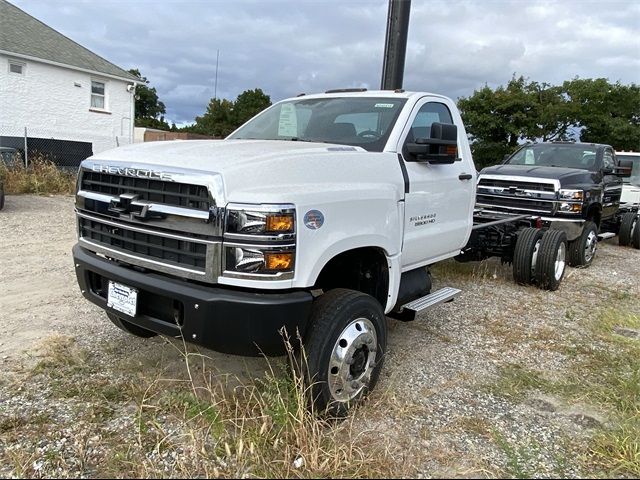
<box><xmin>406</xmin><ymin>123</ymin><xmax>460</xmax><ymax>164</ymax></box>
<box><xmin>615</xmin><ymin>159</ymin><xmax>633</xmax><ymax>178</ymax></box>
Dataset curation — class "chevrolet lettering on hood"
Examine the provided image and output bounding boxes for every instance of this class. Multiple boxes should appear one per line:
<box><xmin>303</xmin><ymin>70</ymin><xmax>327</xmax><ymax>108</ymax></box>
<box><xmin>91</xmin><ymin>164</ymin><xmax>174</xmax><ymax>181</ymax></box>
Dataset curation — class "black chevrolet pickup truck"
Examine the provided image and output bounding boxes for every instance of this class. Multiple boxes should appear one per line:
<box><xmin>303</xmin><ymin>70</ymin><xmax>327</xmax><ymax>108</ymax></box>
<box><xmin>476</xmin><ymin>142</ymin><xmax>627</xmax><ymax>267</ymax></box>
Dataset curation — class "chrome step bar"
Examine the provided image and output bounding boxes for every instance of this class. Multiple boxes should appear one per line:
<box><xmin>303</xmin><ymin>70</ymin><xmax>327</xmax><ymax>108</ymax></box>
<box><xmin>402</xmin><ymin>287</ymin><xmax>462</xmax><ymax>313</ymax></box>
<box><xmin>597</xmin><ymin>232</ymin><xmax>616</xmax><ymax>240</ymax></box>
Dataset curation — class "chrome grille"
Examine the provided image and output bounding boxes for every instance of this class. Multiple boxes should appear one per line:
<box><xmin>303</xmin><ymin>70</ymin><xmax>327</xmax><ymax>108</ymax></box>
<box><xmin>81</xmin><ymin>171</ymin><xmax>210</xmax><ymax>210</ymax></box>
<box><xmin>476</xmin><ymin>175</ymin><xmax>559</xmax><ymax>215</ymax></box>
<box><xmin>79</xmin><ymin>216</ymin><xmax>207</xmax><ymax>270</ymax></box>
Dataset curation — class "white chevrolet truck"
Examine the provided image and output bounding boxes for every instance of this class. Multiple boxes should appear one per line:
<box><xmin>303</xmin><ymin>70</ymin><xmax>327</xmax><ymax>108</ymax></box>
<box><xmin>73</xmin><ymin>89</ymin><xmax>569</xmax><ymax>413</ymax></box>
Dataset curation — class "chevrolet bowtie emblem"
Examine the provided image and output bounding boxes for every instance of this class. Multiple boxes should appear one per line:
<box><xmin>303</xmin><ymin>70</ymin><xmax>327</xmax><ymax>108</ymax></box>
<box><xmin>108</xmin><ymin>193</ymin><xmax>163</xmax><ymax>221</ymax></box>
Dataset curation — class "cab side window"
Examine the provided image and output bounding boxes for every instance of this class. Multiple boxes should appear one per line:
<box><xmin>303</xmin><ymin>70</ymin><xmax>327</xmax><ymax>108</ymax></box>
<box><xmin>403</xmin><ymin>102</ymin><xmax>454</xmax><ymax>157</ymax></box>
<box><xmin>603</xmin><ymin>150</ymin><xmax>615</xmax><ymax>171</ymax></box>
<box><xmin>409</xmin><ymin>102</ymin><xmax>453</xmax><ymax>140</ymax></box>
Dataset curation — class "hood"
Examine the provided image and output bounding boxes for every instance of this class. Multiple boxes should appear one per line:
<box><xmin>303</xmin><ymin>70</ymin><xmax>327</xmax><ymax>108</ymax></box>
<box><xmin>481</xmin><ymin>164</ymin><xmax>597</xmax><ymax>187</ymax></box>
<box><xmin>85</xmin><ymin>139</ymin><xmax>404</xmax><ymax>205</ymax></box>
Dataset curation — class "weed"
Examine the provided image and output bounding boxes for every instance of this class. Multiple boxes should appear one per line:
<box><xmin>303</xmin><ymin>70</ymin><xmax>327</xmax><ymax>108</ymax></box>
<box><xmin>0</xmin><ymin>155</ymin><xmax>76</xmax><ymax>195</ymax></box>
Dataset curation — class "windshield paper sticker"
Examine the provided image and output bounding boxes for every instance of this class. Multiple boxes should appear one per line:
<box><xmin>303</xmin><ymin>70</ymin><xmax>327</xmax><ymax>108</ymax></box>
<box><xmin>278</xmin><ymin>104</ymin><xmax>298</xmax><ymax>137</ymax></box>
<box><xmin>374</xmin><ymin>103</ymin><xmax>395</xmax><ymax>108</ymax></box>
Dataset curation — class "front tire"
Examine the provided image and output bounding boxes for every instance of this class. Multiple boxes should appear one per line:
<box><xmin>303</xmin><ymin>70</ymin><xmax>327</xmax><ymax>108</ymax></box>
<box><xmin>303</xmin><ymin>289</ymin><xmax>387</xmax><ymax>416</ymax></box>
<box><xmin>568</xmin><ymin>221</ymin><xmax>598</xmax><ymax>267</ymax></box>
<box><xmin>619</xmin><ymin>212</ymin><xmax>637</xmax><ymax>247</ymax></box>
<box><xmin>107</xmin><ymin>313</ymin><xmax>157</xmax><ymax>338</ymax></box>
<box><xmin>535</xmin><ymin>230</ymin><xmax>567</xmax><ymax>291</ymax></box>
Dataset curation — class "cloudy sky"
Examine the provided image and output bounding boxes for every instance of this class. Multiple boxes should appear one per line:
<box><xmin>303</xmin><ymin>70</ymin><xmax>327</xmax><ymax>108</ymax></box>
<box><xmin>13</xmin><ymin>0</ymin><xmax>640</xmax><ymax>125</ymax></box>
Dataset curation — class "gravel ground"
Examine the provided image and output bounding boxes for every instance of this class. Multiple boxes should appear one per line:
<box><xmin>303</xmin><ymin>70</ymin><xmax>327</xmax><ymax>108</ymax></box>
<box><xmin>1</xmin><ymin>194</ymin><xmax>639</xmax><ymax>478</ymax></box>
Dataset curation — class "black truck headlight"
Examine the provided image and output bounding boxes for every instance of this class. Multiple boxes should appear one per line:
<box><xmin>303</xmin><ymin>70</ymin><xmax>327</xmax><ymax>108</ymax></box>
<box><xmin>223</xmin><ymin>204</ymin><xmax>296</xmax><ymax>278</ymax></box>
<box><xmin>559</xmin><ymin>189</ymin><xmax>584</xmax><ymax>201</ymax></box>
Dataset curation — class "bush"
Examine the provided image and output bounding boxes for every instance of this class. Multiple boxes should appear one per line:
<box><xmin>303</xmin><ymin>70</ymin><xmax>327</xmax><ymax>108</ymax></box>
<box><xmin>0</xmin><ymin>154</ymin><xmax>76</xmax><ymax>195</ymax></box>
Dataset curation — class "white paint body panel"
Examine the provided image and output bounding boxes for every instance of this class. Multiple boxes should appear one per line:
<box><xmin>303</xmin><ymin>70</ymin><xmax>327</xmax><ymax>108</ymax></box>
<box><xmin>86</xmin><ymin>91</ymin><xmax>476</xmax><ymax>313</ymax></box>
<box><xmin>0</xmin><ymin>54</ymin><xmax>134</xmax><ymax>153</ymax></box>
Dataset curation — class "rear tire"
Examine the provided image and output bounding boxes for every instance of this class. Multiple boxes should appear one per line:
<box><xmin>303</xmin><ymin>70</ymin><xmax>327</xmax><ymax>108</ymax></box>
<box><xmin>303</xmin><ymin>289</ymin><xmax>387</xmax><ymax>417</ymax></box>
<box><xmin>535</xmin><ymin>230</ymin><xmax>567</xmax><ymax>291</ymax></box>
<box><xmin>568</xmin><ymin>221</ymin><xmax>598</xmax><ymax>267</ymax></box>
<box><xmin>107</xmin><ymin>313</ymin><xmax>157</xmax><ymax>338</ymax></box>
<box><xmin>619</xmin><ymin>212</ymin><xmax>637</xmax><ymax>247</ymax></box>
<box><xmin>513</xmin><ymin>227</ymin><xmax>544</xmax><ymax>285</ymax></box>
<box><xmin>632</xmin><ymin>215</ymin><xmax>640</xmax><ymax>249</ymax></box>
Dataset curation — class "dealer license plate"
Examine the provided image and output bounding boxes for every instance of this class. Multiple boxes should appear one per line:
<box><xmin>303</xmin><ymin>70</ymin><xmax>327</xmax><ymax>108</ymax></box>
<box><xmin>107</xmin><ymin>281</ymin><xmax>138</xmax><ymax>317</ymax></box>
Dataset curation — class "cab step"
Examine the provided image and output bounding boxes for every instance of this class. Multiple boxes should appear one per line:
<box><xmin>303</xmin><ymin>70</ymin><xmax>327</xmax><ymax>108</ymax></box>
<box><xmin>402</xmin><ymin>287</ymin><xmax>461</xmax><ymax>313</ymax></box>
<box><xmin>597</xmin><ymin>232</ymin><xmax>616</xmax><ymax>240</ymax></box>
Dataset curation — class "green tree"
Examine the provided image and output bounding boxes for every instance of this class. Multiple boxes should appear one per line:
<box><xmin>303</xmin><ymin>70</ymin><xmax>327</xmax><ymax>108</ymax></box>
<box><xmin>563</xmin><ymin>78</ymin><xmax>640</xmax><ymax>151</ymax></box>
<box><xmin>192</xmin><ymin>89</ymin><xmax>272</xmax><ymax>138</ymax></box>
<box><xmin>129</xmin><ymin>68</ymin><xmax>169</xmax><ymax>130</ymax></box>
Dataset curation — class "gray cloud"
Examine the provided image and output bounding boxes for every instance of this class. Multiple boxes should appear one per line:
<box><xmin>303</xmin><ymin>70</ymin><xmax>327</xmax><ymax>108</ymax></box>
<box><xmin>14</xmin><ymin>0</ymin><xmax>640</xmax><ymax>125</ymax></box>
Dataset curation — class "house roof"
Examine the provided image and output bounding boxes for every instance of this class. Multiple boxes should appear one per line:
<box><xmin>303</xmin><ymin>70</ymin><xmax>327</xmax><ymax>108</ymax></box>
<box><xmin>0</xmin><ymin>0</ymin><xmax>139</xmax><ymax>82</ymax></box>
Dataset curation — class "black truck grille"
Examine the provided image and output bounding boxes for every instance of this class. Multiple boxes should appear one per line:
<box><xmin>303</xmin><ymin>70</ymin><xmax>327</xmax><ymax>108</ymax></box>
<box><xmin>79</xmin><ymin>217</ymin><xmax>207</xmax><ymax>271</ymax></box>
<box><xmin>477</xmin><ymin>177</ymin><xmax>557</xmax><ymax>214</ymax></box>
<box><xmin>81</xmin><ymin>172</ymin><xmax>210</xmax><ymax>211</ymax></box>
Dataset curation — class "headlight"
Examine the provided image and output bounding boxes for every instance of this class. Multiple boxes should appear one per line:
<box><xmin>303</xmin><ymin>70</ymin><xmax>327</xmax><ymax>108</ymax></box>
<box><xmin>223</xmin><ymin>203</ymin><xmax>296</xmax><ymax>279</ymax></box>
<box><xmin>559</xmin><ymin>202</ymin><xmax>583</xmax><ymax>213</ymax></box>
<box><xmin>559</xmin><ymin>189</ymin><xmax>584</xmax><ymax>201</ymax></box>
<box><xmin>226</xmin><ymin>204</ymin><xmax>295</xmax><ymax>236</ymax></box>
<box><xmin>225</xmin><ymin>247</ymin><xmax>294</xmax><ymax>274</ymax></box>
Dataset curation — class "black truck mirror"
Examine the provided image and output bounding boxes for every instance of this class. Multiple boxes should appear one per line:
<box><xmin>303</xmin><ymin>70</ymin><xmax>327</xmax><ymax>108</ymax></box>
<box><xmin>615</xmin><ymin>159</ymin><xmax>633</xmax><ymax>178</ymax></box>
<box><xmin>406</xmin><ymin>122</ymin><xmax>460</xmax><ymax>164</ymax></box>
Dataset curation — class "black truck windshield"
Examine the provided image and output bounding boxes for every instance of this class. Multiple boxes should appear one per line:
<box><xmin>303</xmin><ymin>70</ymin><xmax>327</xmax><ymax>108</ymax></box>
<box><xmin>228</xmin><ymin>97</ymin><xmax>407</xmax><ymax>152</ymax></box>
<box><xmin>506</xmin><ymin>144</ymin><xmax>598</xmax><ymax>171</ymax></box>
<box><xmin>618</xmin><ymin>154</ymin><xmax>640</xmax><ymax>186</ymax></box>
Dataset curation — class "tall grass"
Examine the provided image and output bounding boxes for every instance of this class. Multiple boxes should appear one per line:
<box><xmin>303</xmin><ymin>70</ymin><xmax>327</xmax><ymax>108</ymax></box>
<box><xmin>0</xmin><ymin>154</ymin><xmax>76</xmax><ymax>195</ymax></box>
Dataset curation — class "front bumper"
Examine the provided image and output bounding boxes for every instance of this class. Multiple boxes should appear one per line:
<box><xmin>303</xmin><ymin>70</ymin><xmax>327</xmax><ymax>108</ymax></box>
<box><xmin>73</xmin><ymin>244</ymin><xmax>313</xmax><ymax>356</ymax></box>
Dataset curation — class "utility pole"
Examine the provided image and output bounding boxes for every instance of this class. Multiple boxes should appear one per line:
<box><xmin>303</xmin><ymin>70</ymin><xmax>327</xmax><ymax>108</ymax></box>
<box><xmin>214</xmin><ymin>49</ymin><xmax>220</xmax><ymax>100</ymax></box>
<box><xmin>380</xmin><ymin>0</ymin><xmax>411</xmax><ymax>90</ymax></box>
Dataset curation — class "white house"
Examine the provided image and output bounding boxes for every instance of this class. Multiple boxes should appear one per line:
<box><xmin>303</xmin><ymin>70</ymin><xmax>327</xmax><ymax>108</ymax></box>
<box><xmin>0</xmin><ymin>0</ymin><xmax>138</xmax><ymax>163</ymax></box>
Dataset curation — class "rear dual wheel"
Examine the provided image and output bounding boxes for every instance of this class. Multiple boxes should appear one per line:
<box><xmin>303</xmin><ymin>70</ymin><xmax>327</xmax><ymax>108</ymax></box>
<box><xmin>619</xmin><ymin>212</ymin><xmax>639</xmax><ymax>249</ymax></box>
<box><xmin>513</xmin><ymin>228</ymin><xmax>567</xmax><ymax>291</ymax></box>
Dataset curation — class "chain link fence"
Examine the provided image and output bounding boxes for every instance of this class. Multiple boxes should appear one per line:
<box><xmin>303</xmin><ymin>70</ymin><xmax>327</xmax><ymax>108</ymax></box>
<box><xmin>0</xmin><ymin>125</ymin><xmax>128</xmax><ymax>172</ymax></box>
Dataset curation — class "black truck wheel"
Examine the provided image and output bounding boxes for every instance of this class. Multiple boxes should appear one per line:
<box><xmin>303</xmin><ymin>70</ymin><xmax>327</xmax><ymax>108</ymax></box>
<box><xmin>632</xmin><ymin>215</ymin><xmax>640</xmax><ymax>249</ymax></box>
<box><xmin>107</xmin><ymin>313</ymin><xmax>157</xmax><ymax>338</ymax></box>
<box><xmin>568</xmin><ymin>221</ymin><xmax>598</xmax><ymax>267</ymax></box>
<box><xmin>619</xmin><ymin>212</ymin><xmax>637</xmax><ymax>247</ymax></box>
<box><xmin>303</xmin><ymin>289</ymin><xmax>386</xmax><ymax>416</ymax></box>
<box><xmin>513</xmin><ymin>227</ymin><xmax>544</xmax><ymax>285</ymax></box>
<box><xmin>534</xmin><ymin>230</ymin><xmax>567</xmax><ymax>291</ymax></box>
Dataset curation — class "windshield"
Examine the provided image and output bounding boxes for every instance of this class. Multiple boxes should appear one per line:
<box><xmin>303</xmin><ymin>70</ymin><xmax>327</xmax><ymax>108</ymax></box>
<box><xmin>506</xmin><ymin>144</ymin><xmax>598</xmax><ymax>170</ymax></box>
<box><xmin>228</xmin><ymin>97</ymin><xmax>407</xmax><ymax>152</ymax></box>
<box><xmin>618</xmin><ymin>154</ymin><xmax>640</xmax><ymax>186</ymax></box>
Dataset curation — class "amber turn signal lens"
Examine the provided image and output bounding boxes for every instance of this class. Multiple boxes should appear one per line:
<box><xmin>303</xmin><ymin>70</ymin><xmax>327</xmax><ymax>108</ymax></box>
<box><xmin>265</xmin><ymin>252</ymin><xmax>293</xmax><ymax>271</ymax></box>
<box><xmin>266</xmin><ymin>214</ymin><xmax>294</xmax><ymax>232</ymax></box>
<box><xmin>446</xmin><ymin>145</ymin><xmax>457</xmax><ymax>156</ymax></box>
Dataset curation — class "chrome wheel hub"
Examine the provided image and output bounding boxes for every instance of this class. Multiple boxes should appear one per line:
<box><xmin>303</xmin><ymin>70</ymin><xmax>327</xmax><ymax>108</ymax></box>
<box><xmin>584</xmin><ymin>230</ymin><xmax>598</xmax><ymax>263</ymax></box>
<box><xmin>328</xmin><ymin>318</ymin><xmax>377</xmax><ymax>403</ymax></box>
<box><xmin>531</xmin><ymin>239</ymin><xmax>541</xmax><ymax>275</ymax></box>
<box><xmin>555</xmin><ymin>242</ymin><xmax>566</xmax><ymax>281</ymax></box>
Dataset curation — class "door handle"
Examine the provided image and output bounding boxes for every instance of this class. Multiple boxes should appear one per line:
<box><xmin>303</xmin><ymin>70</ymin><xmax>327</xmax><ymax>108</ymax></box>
<box><xmin>459</xmin><ymin>173</ymin><xmax>473</xmax><ymax>181</ymax></box>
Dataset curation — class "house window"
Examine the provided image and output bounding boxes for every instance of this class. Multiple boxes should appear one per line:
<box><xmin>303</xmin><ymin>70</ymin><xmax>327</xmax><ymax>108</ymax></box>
<box><xmin>91</xmin><ymin>80</ymin><xmax>106</xmax><ymax>109</ymax></box>
<box><xmin>8</xmin><ymin>60</ymin><xmax>25</xmax><ymax>75</ymax></box>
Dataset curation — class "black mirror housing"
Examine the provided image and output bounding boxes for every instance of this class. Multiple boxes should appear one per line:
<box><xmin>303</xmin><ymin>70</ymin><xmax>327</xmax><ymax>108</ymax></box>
<box><xmin>615</xmin><ymin>159</ymin><xmax>633</xmax><ymax>178</ymax></box>
<box><xmin>406</xmin><ymin>122</ymin><xmax>460</xmax><ymax>164</ymax></box>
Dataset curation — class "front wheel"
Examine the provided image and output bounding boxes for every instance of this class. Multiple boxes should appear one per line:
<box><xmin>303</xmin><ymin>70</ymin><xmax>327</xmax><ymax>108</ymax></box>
<box><xmin>303</xmin><ymin>289</ymin><xmax>387</xmax><ymax>416</ymax></box>
<box><xmin>568</xmin><ymin>221</ymin><xmax>598</xmax><ymax>267</ymax></box>
<box><xmin>535</xmin><ymin>230</ymin><xmax>567</xmax><ymax>291</ymax></box>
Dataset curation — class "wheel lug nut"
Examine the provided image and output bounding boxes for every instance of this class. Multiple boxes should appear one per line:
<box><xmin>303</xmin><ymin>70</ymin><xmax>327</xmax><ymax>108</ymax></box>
<box><xmin>351</xmin><ymin>381</ymin><xmax>360</xmax><ymax>389</ymax></box>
